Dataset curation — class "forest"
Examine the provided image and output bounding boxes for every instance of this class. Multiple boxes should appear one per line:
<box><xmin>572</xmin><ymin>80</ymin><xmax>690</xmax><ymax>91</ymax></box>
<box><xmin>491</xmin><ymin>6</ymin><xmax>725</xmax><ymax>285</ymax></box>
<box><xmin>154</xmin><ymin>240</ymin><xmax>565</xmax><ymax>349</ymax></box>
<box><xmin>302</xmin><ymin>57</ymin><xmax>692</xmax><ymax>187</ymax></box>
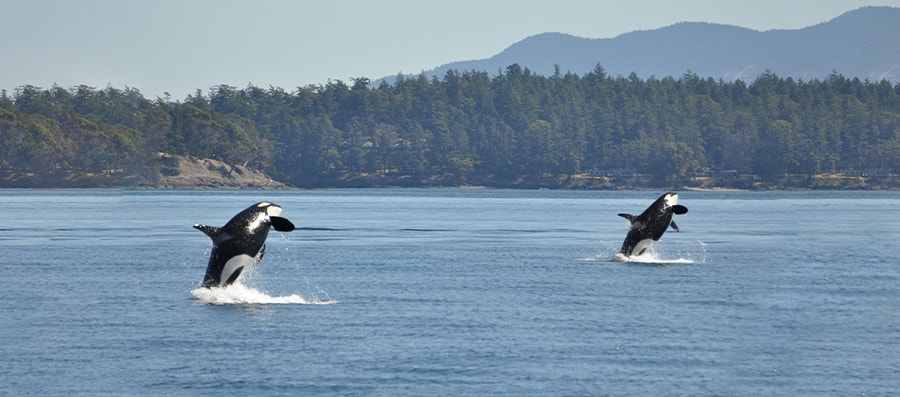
<box><xmin>1</xmin><ymin>64</ymin><xmax>899</xmax><ymax>189</ymax></box>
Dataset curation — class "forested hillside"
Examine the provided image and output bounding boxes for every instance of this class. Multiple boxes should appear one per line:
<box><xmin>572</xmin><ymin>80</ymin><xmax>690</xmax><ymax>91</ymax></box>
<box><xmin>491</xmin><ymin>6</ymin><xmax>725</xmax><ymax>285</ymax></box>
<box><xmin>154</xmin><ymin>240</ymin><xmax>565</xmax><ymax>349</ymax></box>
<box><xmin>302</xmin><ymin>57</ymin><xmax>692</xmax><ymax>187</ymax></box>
<box><xmin>1</xmin><ymin>65</ymin><xmax>898</xmax><ymax>189</ymax></box>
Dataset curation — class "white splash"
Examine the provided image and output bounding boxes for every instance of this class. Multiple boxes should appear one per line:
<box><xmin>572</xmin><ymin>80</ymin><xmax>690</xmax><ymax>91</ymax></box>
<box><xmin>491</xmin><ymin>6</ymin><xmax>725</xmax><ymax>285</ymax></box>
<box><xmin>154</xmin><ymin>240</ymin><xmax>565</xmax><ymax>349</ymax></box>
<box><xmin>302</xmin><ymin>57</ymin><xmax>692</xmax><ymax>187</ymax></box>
<box><xmin>191</xmin><ymin>283</ymin><xmax>338</xmax><ymax>305</ymax></box>
<box><xmin>613</xmin><ymin>251</ymin><xmax>694</xmax><ymax>264</ymax></box>
<box><xmin>579</xmin><ymin>240</ymin><xmax>707</xmax><ymax>264</ymax></box>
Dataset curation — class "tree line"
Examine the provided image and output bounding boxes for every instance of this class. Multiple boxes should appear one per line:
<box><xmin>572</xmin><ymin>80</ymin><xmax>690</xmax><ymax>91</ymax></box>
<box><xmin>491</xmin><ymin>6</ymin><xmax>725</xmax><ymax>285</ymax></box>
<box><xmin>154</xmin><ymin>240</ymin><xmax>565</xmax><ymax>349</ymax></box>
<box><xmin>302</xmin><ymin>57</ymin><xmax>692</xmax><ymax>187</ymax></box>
<box><xmin>1</xmin><ymin>64</ymin><xmax>899</xmax><ymax>188</ymax></box>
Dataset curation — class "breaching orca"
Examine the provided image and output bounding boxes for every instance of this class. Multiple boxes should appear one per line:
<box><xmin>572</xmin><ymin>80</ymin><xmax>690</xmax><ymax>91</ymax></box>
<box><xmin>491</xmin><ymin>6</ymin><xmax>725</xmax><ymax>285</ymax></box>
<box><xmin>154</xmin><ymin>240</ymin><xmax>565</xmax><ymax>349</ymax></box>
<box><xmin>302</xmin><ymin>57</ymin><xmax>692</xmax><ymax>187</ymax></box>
<box><xmin>617</xmin><ymin>192</ymin><xmax>688</xmax><ymax>257</ymax></box>
<box><xmin>195</xmin><ymin>202</ymin><xmax>295</xmax><ymax>288</ymax></box>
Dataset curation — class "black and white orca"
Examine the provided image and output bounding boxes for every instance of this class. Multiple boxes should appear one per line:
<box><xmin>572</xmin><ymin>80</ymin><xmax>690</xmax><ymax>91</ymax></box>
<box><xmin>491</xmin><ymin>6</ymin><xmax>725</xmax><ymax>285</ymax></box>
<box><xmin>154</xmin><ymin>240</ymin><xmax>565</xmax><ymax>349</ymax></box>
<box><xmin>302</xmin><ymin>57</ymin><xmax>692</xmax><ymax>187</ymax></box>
<box><xmin>617</xmin><ymin>192</ymin><xmax>688</xmax><ymax>257</ymax></box>
<box><xmin>195</xmin><ymin>202</ymin><xmax>295</xmax><ymax>288</ymax></box>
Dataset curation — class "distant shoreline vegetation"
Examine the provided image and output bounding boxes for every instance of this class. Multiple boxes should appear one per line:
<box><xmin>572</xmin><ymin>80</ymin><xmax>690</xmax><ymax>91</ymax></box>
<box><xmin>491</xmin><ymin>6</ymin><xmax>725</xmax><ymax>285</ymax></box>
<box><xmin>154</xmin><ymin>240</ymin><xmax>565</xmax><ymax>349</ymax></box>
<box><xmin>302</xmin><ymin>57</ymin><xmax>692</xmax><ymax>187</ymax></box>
<box><xmin>1</xmin><ymin>65</ymin><xmax>898</xmax><ymax>190</ymax></box>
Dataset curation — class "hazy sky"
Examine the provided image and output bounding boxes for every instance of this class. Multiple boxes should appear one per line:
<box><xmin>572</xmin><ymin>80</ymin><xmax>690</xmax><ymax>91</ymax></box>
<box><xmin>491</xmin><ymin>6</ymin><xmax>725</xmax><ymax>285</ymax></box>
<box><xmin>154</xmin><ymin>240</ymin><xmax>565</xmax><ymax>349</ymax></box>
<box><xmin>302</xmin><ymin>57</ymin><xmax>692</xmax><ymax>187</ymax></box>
<box><xmin>3</xmin><ymin>0</ymin><xmax>899</xmax><ymax>99</ymax></box>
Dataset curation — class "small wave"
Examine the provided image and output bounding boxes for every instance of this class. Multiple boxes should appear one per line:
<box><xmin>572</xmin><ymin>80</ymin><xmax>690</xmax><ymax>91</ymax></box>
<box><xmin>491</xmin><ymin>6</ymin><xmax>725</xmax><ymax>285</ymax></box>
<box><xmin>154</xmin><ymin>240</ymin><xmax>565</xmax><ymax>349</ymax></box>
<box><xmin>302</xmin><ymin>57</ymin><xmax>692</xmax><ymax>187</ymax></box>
<box><xmin>190</xmin><ymin>283</ymin><xmax>338</xmax><ymax>305</ymax></box>
<box><xmin>296</xmin><ymin>227</ymin><xmax>348</xmax><ymax>232</ymax></box>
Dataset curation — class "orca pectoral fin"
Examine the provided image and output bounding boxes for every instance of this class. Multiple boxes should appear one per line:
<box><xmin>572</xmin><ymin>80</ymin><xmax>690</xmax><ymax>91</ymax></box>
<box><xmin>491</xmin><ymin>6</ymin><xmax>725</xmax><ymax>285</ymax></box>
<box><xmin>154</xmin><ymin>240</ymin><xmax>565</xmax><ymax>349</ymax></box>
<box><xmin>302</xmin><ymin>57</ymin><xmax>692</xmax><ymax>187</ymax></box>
<box><xmin>257</xmin><ymin>244</ymin><xmax>266</xmax><ymax>263</ymax></box>
<box><xmin>670</xmin><ymin>221</ymin><xmax>681</xmax><ymax>232</ymax></box>
<box><xmin>194</xmin><ymin>224</ymin><xmax>222</xmax><ymax>239</ymax></box>
<box><xmin>271</xmin><ymin>216</ymin><xmax>295</xmax><ymax>232</ymax></box>
<box><xmin>618</xmin><ymin>213</ymin><xmax>638</xmax><ymax>223</ymax></box>
<box><xmin>672</xmin><ymin>205</ymin><xmax>688</xmax><ymax>215</ymax></box>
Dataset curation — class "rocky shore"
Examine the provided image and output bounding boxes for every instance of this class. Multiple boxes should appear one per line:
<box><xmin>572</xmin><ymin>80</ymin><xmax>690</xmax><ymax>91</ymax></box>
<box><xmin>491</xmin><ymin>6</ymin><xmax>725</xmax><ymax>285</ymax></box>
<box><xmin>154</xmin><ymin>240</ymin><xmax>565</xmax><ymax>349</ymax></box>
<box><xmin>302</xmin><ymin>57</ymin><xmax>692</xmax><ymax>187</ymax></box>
<box><xmin>152</xmin><ymin>156</ymin><xmax>291</xmax><ymax>190</ymax></box>
<box><xmin>0</xmin><ymin>154</ymin><xmax>292</xmax><ymax>190</ymax></box>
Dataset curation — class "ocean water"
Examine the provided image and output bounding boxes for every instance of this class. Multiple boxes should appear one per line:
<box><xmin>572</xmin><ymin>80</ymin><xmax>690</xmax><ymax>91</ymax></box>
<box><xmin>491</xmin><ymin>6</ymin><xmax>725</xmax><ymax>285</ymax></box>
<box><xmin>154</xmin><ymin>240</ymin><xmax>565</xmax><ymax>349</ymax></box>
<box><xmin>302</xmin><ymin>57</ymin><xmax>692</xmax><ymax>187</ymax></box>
<box><xmin>0</xmin><ymin>188</ymin><xmax>898</xmax><ymax>396</ymax></box>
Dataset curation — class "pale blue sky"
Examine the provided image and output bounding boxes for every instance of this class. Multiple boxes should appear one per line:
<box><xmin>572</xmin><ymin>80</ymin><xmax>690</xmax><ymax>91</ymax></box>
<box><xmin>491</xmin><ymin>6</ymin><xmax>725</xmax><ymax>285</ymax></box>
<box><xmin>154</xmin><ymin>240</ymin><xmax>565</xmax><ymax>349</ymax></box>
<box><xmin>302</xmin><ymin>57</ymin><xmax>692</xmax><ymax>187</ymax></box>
<box><xmin>2</xmin><ymin>0</ymin><xmax>898</xmax><ymax>99</ymax></box>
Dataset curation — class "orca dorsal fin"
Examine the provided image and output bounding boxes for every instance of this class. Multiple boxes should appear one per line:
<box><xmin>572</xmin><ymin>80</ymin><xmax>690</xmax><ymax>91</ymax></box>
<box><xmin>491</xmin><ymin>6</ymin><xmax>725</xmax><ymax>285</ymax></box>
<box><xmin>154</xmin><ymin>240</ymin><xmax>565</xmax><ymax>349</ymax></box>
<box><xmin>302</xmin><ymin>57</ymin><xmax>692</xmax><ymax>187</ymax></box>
<box><xmin>672</xmin><ymin>205</ymin><xmax>688</xmax><ymax>215</ymax></box>
<box><xmin>271</xmin><ymin>216</ymin><xmax>295</xmax><ymax>232</ymax></box>
<box><xmin>194</xmin><ymin>224</ymin><xmax>222</xmax><ymax>239</ymax></box>
<box><xmin>618</xmin><ymin>213</ymin><xmax>638</xmax><ymax>224</ymax></box>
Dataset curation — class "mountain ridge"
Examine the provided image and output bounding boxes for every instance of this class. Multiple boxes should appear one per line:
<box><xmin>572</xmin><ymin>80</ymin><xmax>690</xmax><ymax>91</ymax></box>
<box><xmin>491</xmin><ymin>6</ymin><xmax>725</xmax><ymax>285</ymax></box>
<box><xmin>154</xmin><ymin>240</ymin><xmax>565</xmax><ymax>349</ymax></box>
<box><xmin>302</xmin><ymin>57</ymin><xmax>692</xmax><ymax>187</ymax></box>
<box><xmin>386</xmin><ymin>6</ymin><xmax>900</xmax><ymax>83</ymax></box>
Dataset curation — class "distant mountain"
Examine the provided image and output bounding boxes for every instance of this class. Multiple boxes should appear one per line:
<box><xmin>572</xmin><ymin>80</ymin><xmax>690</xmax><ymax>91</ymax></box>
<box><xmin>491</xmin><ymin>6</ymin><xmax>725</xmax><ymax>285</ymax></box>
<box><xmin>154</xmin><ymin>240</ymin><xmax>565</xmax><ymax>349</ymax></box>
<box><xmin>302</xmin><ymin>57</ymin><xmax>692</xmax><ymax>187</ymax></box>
<box><xmin>385</xmin><ymin>6</ymin><xmax>900</xmax><ymax>83</ymax></box>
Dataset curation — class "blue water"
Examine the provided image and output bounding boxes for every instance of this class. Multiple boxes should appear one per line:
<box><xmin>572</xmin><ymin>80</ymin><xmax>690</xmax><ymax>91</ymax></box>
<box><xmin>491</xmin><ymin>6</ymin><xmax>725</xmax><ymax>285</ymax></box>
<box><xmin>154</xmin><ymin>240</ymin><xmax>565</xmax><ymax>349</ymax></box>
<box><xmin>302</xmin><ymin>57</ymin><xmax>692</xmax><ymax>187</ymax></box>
<box><xmin>1</xmin><ymin>189</ymin><xmax>898</xmax><ymax>396</ymax></box>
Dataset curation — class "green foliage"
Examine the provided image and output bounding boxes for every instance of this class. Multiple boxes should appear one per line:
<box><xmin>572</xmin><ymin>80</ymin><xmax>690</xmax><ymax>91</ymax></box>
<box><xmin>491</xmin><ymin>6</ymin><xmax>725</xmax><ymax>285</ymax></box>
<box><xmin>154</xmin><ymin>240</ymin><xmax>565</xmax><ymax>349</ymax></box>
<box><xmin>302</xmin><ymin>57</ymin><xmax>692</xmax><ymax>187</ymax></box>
<box><xmin>2</xmin><ymin>67</ymin><xmax>899</xmax><ymax>187</ymax></box>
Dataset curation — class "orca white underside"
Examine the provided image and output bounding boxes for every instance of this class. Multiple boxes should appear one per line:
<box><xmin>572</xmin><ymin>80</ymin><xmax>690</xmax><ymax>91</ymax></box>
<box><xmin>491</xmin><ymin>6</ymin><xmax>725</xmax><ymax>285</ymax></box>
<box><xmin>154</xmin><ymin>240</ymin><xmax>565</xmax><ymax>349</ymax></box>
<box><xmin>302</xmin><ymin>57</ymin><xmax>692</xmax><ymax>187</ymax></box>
<box><xmin>219</xmin><ymin>253</ymin><xmax>259</xmax><ymax>287</ymax></box>
<box><xmin>630</xmin><ymin>238</ymin><xmax>657</xmax><ymax>257</ymax></box>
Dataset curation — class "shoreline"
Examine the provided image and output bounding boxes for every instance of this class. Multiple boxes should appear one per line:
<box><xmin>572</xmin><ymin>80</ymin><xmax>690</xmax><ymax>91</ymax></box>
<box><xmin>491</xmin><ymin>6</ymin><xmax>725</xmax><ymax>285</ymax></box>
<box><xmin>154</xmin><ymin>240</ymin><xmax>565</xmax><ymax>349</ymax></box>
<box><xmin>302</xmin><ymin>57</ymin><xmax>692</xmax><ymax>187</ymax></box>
<box><xmin>2</xmin><ymin>156</ymin><xmax>895</xmax><ymax>191</ymax></box>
